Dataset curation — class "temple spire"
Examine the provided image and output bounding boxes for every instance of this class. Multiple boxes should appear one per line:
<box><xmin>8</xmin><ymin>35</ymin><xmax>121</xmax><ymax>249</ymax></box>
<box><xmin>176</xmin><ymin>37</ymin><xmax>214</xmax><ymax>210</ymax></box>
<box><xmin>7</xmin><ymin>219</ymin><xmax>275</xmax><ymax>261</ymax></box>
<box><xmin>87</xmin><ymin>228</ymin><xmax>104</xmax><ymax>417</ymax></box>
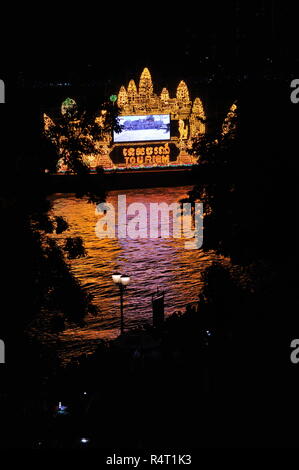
<box><xmin>139</xmin><ymin>67</ymin><xmax>153</xmax><ymax>99</ymax></box>
<box><xmin>127</xmin><ymin>79</ymin><xmax>138</xmax><ymax>103</ymax></box>
<box><xmin>160</xmin><ymin>87</ymin><xmax>170</xmax><ymax>102</ymax></box>
<box><xmin>117</xmin><ymin>85</ymin><xmax>128</xmax><ymax>107</ymax></box>
<box><xmin>176</xmin><ymin>80</ymin><xmax>190</xmax><ymax>102</ymax></box>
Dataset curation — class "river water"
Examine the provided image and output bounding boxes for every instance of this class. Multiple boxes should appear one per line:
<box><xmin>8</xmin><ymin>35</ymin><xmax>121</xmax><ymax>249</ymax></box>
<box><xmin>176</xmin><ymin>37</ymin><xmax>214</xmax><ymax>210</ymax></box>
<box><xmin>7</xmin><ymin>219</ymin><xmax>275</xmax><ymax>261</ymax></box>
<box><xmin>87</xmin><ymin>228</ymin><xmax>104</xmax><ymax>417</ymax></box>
<box><xmin>35</xmin><ymin>186</ymin><xmax>224</xmax><ymax>364</ymax></box>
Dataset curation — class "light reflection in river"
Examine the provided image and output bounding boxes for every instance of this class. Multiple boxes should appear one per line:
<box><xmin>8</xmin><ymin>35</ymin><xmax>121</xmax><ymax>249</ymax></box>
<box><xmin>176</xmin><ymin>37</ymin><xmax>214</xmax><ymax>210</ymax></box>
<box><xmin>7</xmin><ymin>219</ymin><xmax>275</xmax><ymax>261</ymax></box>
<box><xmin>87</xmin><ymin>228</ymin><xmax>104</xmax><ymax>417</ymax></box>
<box><xmin>36</xmin><ymin>186</ymin><xmax>223</xmax><ymax>363</ymax></box>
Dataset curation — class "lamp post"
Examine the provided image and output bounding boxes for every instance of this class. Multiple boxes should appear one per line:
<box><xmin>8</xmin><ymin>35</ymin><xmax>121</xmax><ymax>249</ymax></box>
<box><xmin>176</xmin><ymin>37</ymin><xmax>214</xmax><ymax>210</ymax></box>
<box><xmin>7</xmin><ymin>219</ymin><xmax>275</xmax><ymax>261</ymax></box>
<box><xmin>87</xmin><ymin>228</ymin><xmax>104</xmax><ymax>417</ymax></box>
<box><xmin>112</xmin><ymin>273</ymin><xmax>130</xmax><ymax>334</ymax></box>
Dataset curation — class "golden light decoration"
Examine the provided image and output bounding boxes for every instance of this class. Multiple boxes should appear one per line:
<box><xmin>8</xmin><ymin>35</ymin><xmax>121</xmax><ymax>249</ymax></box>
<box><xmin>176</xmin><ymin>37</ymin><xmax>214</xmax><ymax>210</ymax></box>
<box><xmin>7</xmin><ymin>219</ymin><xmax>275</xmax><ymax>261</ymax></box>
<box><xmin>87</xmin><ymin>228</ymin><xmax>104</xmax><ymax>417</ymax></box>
<box><xmin>176</xmin><ymin>80</ymin><xmax>190</xmax><ymax>103</ymax></box>
<box><xmin>160</xmin><ymin>87</ymin><xmax>170</xmax><ymax>102</ymax></box>
<box><xmin>127</xmin><ymin>79</ymin><xmax>138</xmax><ymax>103</ymax></box>
<box><xmin>138</xmin><ymin>67</ymin><xmax>153</xmax><ymax>99</ymax></box>
<box><xmin>117</xmin><ymin>86</ymin><xmax>128</xmax><ymax>107</ymax></box>
<box><xmin>43</xmin><ymin>113</ymin><xmax>55</xmax><ymax>133</ymax></box>
<box><xmin>222</xmin><ymin>102</ymin><xmax>238</xmax><ymax>136</ymax></box>
<box><xmin>190</xmin><ymin>97</ymin><xmax>206</xmax><ymax>136</ymax></box>
<box><xmin>61</xmin><ymin>97</ymin><xmax>77</xmax><ymax>116</ymax></box>
<box><xmin>44</xmin><ymin>68</ymin><xmax>207</xmax><ymax>171</ymax></box>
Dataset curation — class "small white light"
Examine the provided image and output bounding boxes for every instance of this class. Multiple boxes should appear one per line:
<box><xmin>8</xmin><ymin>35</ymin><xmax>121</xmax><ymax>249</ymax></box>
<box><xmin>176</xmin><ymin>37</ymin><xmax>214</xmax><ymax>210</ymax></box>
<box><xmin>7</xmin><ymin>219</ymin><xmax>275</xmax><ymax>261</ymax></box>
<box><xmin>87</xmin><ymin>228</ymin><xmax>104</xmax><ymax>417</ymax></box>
<box><xmin>120</xmin><ymin>275</ymin><xmax>130</xmax><ymax>286</ymax></box>
<box><xmin>81</xmin><ymin>438</ymin><xmax>89</xmax><ymax>444</ymax></box>
<box><xmin>112</xmin><ymin>273</ymin><xmax>122</xmax><ymax>284</ymax></box>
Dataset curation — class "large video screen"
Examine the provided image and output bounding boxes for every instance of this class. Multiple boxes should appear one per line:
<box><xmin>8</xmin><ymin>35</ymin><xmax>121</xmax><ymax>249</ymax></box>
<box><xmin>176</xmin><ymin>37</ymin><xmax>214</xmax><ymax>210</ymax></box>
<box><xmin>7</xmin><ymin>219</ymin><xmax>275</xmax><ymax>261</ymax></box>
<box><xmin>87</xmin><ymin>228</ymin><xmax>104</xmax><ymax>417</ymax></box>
<box><xmin>114</xmin><ymin>114</ymin><xmax>170</xmax><ymax>143</ymax></box>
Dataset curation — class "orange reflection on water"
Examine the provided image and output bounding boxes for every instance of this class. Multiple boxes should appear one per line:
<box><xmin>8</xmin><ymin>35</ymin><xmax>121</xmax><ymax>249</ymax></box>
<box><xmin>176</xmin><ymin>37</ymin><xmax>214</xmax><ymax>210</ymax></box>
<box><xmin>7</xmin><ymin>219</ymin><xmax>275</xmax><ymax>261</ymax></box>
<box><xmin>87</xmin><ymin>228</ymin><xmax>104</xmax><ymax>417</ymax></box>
<box><xmin>44</xmin><ymin>186</ymin><xmax>220</xmax><ymax>363</ymax></box>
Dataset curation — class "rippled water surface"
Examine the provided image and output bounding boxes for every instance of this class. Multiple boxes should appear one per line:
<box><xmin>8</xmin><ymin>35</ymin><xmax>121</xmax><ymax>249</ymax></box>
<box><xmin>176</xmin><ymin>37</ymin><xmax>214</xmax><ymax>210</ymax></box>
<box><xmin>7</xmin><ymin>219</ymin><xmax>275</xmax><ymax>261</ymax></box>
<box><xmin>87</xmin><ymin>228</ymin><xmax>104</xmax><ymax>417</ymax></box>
<box><xmin>36</xmin><ymin>186</ymin><xmax>222</xmax><ymax>363</ymax></box>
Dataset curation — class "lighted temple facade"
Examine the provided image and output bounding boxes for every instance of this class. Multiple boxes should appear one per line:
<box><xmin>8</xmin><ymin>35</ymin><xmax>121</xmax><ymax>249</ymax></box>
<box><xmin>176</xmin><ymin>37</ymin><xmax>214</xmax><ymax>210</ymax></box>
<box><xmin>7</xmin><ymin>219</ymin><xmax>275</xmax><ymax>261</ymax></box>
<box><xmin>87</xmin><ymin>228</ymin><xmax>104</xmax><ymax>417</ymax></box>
<box><xmin>46</xmin><ymin>68</ymin><xmax>206</xmax><ymax>171</ymax></box>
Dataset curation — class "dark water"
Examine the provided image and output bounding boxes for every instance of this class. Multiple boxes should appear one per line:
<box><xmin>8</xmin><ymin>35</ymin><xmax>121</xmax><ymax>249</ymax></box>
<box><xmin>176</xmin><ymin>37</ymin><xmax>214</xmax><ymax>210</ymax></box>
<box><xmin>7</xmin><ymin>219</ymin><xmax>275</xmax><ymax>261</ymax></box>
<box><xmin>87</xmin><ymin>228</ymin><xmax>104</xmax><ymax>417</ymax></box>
<box><xmin>33</xmin><ymin>186</ymin><xmax>225</xmax><ymax>363</ymax></box>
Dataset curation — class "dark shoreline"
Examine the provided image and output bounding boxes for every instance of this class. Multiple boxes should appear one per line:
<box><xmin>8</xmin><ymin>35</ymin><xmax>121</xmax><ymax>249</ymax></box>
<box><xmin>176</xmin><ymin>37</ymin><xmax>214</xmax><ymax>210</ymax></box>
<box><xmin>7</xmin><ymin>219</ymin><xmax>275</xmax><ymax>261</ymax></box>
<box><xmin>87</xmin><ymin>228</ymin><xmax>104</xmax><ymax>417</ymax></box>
<box><xmin>48</xmin><ymin>167</ymin><xmax>199</xmax><ymax>192</ymax></box>
<box><xmin>46</xmin><ymin>164</ymin><xmax>248</xmax><ymax>193</ymax></box>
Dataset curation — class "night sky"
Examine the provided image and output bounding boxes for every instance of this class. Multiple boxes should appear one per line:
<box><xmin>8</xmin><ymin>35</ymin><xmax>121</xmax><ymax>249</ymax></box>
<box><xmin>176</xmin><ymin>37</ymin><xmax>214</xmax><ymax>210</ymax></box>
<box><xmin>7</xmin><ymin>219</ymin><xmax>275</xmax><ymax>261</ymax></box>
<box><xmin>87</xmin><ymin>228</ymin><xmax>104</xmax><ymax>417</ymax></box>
<box><xmin>1</xmin><ymin>3</ymin><xmax>298</xmax><ymax>82</ymax></box>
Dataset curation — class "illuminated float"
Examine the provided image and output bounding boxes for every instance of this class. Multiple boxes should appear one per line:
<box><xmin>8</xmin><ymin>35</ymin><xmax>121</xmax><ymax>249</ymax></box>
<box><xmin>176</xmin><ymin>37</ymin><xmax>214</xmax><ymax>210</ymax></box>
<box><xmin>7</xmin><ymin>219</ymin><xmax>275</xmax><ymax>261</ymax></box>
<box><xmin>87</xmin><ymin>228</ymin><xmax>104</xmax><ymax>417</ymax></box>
<box><xmin>45</xmin><ymin>68</ymin><xmax>206</xmax><ymax>172</ymax></box>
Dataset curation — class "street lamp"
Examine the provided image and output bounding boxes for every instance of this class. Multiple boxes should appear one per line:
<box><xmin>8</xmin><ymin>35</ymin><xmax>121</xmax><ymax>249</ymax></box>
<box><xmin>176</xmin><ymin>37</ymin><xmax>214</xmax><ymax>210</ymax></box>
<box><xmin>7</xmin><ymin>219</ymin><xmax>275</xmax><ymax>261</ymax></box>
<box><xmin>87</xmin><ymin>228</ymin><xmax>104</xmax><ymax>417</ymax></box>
<box><xmin>112</xmin><ymin>272</ymin><xmax>130</xmax><ymax>334</ymax></box>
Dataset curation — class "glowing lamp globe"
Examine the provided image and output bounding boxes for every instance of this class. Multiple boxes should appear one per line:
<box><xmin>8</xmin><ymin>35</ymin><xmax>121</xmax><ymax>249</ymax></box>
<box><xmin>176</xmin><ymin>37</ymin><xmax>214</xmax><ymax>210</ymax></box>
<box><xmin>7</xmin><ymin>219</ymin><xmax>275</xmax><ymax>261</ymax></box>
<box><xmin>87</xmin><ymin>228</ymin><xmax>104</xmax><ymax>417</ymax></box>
<box><xmin>120</xmin><ymin>275</ymin><xmax>130</xmax><ymax>286</ymax></box>
<box><xmin>112</xmin><ymin>273</ymin><xmax>122</xmax><ymax>284</ymax></box>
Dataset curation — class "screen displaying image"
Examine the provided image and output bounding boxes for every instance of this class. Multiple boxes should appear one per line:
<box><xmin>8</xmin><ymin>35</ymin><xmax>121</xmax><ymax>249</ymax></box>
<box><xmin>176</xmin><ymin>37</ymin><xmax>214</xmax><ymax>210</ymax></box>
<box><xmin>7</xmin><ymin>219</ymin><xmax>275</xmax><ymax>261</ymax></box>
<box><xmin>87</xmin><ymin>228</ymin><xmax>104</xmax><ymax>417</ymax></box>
<box><xmin>114</xmin><ymin>114</ymin><xmax>170</xmax><ymax>143</ymax></box>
